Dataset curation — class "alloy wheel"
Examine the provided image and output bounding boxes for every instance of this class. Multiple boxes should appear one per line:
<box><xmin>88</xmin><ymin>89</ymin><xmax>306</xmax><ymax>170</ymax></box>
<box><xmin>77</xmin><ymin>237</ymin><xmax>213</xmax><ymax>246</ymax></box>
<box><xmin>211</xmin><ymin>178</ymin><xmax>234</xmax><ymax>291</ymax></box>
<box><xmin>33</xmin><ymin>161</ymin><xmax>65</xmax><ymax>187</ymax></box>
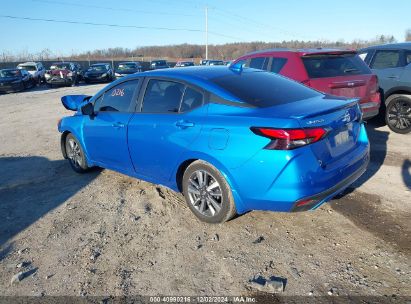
<box><xmin>387</xmin><ymin>99</ymin><xmax>411</xmax><ymax>131</ymax></box>
<box><xmin>187</xmin><ymin>170</ymin><xmax>223</xmax><ymax>217</ymax></box>
<box><xmin>67</xmin><ymin>138</ymin><xmax>83</xmax><ymax>169</ymax></box>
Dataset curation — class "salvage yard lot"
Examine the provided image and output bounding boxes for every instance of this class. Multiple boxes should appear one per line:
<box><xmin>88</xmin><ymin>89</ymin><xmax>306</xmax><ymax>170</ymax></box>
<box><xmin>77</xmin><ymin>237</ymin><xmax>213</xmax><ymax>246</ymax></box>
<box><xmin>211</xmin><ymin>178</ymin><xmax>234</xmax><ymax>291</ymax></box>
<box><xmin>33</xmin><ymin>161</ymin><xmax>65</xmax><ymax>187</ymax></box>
<box><xmin>0</xmin><ymin>85</ymin><xmax>410</xmax><ymax>297</ymax></box>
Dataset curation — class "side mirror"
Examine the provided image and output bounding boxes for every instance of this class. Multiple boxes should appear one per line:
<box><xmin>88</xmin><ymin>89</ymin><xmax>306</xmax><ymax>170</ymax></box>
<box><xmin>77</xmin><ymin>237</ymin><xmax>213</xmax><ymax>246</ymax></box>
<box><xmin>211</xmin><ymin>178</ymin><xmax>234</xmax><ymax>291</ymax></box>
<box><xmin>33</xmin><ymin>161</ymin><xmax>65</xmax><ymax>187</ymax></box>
<box><xmin>81</xmin><ymin>102</ymin><xmax>94</xmax><ymax>116</ymax></box>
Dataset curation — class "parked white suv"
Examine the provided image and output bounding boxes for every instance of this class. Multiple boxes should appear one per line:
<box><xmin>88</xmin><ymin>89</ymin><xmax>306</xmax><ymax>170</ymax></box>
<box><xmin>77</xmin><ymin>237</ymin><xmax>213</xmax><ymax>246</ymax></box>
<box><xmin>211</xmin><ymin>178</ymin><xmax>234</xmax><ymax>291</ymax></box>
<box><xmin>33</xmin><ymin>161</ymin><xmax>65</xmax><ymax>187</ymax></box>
<box><xmin>17</xmin><ymin>62</ymin><xmax>45</xmax><ymax>84</ymax></box>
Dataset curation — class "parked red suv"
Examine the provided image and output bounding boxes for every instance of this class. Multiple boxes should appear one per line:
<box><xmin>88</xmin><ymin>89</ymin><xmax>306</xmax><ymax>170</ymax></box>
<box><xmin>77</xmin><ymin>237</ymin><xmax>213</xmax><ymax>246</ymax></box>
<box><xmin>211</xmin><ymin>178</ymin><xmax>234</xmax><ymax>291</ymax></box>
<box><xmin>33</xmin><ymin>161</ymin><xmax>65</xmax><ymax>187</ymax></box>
<box><xmin>232</xmin><ymin>49</ymin><xmax>381</xmax><ymax>119</ymax></box>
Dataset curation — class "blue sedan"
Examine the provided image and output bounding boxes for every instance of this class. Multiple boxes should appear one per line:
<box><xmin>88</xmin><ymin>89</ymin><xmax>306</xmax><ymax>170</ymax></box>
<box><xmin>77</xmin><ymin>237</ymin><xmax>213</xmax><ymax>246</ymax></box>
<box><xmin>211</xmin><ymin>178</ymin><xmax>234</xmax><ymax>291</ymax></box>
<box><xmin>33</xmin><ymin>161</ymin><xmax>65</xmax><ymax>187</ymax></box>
<box><xmin>58</xmin><ymin>67</ymin><xmax>369</xmax><ymax>223</ymax></box>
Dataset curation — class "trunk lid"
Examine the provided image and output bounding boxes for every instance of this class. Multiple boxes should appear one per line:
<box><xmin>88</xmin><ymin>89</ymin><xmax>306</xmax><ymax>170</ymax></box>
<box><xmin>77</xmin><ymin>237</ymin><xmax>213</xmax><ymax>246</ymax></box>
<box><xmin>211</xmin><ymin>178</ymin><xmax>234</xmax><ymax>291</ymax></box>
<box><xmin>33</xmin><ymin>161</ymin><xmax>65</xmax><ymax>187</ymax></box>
<box><xmin>264</xmin><ymin>95</ymin><xmax>363</xmax><ymax>166</ymax></box>
<box><xmin>306</xmin><ymin>75</ymin><xmax>372</xmax><ymax>102</ymax></box>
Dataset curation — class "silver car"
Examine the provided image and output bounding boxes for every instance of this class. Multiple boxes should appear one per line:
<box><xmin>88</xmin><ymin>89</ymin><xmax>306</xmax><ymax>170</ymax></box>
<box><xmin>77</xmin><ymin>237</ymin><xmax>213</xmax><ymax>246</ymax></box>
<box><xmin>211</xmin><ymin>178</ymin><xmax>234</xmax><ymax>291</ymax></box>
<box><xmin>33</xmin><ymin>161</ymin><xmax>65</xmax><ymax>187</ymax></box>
<box><xmin>359</xmin><ymin>43</ymin><xmax>411</xmax><ymax>133</ymax></box>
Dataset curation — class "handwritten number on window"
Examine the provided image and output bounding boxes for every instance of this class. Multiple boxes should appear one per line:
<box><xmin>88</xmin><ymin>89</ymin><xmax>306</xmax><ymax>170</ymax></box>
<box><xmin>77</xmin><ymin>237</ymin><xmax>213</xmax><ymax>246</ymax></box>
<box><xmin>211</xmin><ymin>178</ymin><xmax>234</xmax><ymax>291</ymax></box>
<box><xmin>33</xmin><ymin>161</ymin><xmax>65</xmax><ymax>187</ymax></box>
<box><xmin>111</xmin><ymin>88</ymin><xmax>125</xmax><ymax>97</ymax></box>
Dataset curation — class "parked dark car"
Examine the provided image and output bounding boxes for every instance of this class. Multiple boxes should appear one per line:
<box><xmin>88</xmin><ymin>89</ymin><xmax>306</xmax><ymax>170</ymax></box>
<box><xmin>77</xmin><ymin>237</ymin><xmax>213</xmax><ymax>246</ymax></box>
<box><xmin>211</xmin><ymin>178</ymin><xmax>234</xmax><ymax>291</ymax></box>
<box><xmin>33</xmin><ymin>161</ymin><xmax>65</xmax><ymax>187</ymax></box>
<box><xmin>74</xmin><ymin>63</ymin><xmax>84</xmax><ymax>81</ymax></box>
<box><xmin>0</xmin><ymin>68</ymin><xmax>34</xmax><ymax>93</ymax></box>
<box><xmin>115</xmin><ymin>62</ymin><xmax>142</xmax><ymax>79</ymax></box>
<box><xmin>45</xmin><ymin>62</ymin><xmax>81</xmax><ymax>87</ymax></box>
<box><xmin>150</xmin><ymin>60</ymin><xmax>169</xmax><ymax>70</ymax></box>
<box><xmin>84</xmin><ymin>63</ymin><xmax>114</xmax><ymax>83</ymax></box>
<box><xmin>205</xmin><ymin>60</ymin><xmax>225</xmax><ymax>66</ymax></box>
<box><xmin>359</xmin><ymin>43</ymin><xmax>411</xmax><ymax>133</ymax></box>
<box><xmin>232</xmin><ymin>48</ymin><xmax>381</xmax><ymax>120</ymax></box>
<box><xmin>175</xmin><ymin>61</ymin><xmax>195</xmax><ymax>67</ymax></box>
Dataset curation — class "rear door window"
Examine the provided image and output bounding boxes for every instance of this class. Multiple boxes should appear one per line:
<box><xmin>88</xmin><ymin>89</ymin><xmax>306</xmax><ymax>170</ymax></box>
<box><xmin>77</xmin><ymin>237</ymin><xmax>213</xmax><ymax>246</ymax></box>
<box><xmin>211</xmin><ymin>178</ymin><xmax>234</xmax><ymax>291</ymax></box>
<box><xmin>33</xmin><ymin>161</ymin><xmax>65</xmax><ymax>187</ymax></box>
<box><xmin>180</xmin><ymin>87</ymin><xmax>203</xmax><ymax>112</ymax></box>
<box><xmin>302</xmin><ymin>54</ymin><xmax>371</xmax><ymax>78</ymax></box>
<box><xmin>95</xmin><ymin>79</ymin><xmax>139</xmax><ymax>112</ymax></box>
<box><xmin>247</xmin><ymin>57</ymin><xmax>269</xmax><ymax>70</ymax></box>
<box><xmin>370</xmin><ymin>50</ymin><xmax>400</xmax><ymax>69</ymax></box>
<box><xmin>269</xmin><ymin>57</ymin><xmax>287</xmax><ymax>73</ymax></box>
<box><xmin>142</xmin><ymin>79</ymin><xmax>184</xmax><ymax>113</ymax></box>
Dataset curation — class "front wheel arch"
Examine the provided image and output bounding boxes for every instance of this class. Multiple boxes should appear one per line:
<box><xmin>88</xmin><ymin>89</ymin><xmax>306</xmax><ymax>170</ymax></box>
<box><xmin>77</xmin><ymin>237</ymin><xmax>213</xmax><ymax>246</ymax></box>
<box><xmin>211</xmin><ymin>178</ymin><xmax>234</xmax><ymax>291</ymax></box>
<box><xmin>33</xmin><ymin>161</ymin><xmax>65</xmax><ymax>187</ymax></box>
<box><xmin>60</xmin><ymin>131</ymin><xmax>70</xmax><ymax>159</ymax></box>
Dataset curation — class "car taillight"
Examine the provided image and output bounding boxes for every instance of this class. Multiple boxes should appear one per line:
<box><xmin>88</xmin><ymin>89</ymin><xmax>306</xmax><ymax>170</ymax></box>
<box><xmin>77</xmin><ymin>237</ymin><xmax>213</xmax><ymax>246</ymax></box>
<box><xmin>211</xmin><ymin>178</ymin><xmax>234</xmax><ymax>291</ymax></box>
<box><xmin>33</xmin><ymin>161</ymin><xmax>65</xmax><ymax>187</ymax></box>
<box><xmin>250</xmin><ymin>127</ymin><xmax>328</xmax><ymax>150</ymax></box>
<box><xmin>368</xmin><ymin>75</ymin><xmax>381</xmax><ymax>103</ymax></box>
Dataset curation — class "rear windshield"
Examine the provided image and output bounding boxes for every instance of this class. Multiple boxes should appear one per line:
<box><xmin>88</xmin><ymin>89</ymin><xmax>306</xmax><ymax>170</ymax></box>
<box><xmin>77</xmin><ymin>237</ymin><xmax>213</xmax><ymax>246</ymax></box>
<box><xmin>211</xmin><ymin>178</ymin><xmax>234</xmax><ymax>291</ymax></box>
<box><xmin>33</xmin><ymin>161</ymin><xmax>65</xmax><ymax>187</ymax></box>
<box><xmin>302</xmin><ymin>54</ymin><xmax>371</xmax><ymax>78</ymax></box>
<box><xmin>210</xmin><ymin>71</ymin><xmax>321</xmax><ymax>108</ymax></box>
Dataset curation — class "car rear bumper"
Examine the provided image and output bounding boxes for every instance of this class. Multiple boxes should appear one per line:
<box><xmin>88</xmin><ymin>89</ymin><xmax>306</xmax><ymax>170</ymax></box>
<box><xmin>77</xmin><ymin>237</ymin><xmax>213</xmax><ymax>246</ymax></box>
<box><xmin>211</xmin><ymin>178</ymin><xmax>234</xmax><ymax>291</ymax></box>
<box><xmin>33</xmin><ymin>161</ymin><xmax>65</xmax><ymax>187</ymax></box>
<box><xmin>290</xmin><ymin>153</ymin><xmax>368</xmax><ymax>211</ymax></box>
<box><xmin>360</xmin><ymin>102</ymin><xmax>380</xmax><ymax>119</ymax></box>
<box><xmin>229</xmin><ymin>124</ymin><xmax>370</xmax><ymax>214</ymax></box>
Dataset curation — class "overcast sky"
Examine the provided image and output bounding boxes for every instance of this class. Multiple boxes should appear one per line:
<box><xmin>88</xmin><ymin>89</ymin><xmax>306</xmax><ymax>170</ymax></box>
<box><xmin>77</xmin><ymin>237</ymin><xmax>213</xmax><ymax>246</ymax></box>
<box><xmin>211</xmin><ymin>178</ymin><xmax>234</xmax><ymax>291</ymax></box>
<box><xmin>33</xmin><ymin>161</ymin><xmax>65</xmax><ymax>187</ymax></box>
<box><xmin>0</xmin><ymin>0</ymin><xmax>409</xmax><ymax>55</ymax></box>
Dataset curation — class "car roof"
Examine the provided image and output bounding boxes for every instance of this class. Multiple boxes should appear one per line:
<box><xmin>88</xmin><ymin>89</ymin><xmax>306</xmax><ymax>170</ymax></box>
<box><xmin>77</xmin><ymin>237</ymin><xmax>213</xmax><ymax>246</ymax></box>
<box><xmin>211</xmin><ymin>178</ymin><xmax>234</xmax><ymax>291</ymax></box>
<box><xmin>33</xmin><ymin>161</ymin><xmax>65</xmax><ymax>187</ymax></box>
<box><xmin>1</xmin><ymin>68</ymin><xmax>19</xmax><ymax>71</ymax></box>
<box><xmin>244</xmin><ymin>48</ymin><xmax>356</xmax><ymax>57</ymax></box>
<box><xmin>108</xmin><ymin>66</ymin><xmax>266</xmax><ymax>103</ymax></box>
<box><xmin>91</xmin><ymin>63</ymin><xmax>109</xmax><ymax>66</ymax></box>
<box><xmin>359</xmin><ymin>42</ymin><xmax>411</xmax><ymax>51</ymax></box>
<box><xmin>119</xmin><ymin>62</ymin><xmax>137</xmax><ymax>64</ymax></box>
<box><xmin>18</xmin><ymin>62</ymin><xmax>38</xmax><ymax>66</ymax></box>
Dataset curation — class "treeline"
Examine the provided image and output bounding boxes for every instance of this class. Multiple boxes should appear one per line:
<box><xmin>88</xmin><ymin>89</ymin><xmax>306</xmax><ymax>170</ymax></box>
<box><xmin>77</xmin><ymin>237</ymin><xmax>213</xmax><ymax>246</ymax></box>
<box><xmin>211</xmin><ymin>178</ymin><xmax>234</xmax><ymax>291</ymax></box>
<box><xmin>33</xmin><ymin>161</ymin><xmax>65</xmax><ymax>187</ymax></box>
<box><xmin>0</xmin><ymin>34</ymin><xmax>402</xmax><ymax>62</ymax></box>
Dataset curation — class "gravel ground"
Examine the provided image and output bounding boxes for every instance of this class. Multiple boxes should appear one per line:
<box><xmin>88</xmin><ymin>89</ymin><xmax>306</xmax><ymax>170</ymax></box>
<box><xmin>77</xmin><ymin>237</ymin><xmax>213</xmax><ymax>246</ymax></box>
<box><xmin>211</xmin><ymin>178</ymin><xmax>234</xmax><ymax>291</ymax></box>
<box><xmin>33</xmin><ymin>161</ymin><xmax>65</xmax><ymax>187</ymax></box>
<box><xmin>0</xmin><ymin>84</ymin><xmax>410</xmax><ymax>299</ymax></box>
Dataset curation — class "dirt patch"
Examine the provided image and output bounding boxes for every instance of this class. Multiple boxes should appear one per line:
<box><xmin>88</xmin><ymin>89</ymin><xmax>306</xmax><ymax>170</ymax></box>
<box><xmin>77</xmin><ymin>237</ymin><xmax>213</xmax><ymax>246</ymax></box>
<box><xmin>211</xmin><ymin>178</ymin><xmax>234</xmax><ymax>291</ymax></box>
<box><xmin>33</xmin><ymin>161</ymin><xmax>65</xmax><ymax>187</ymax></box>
<box><xmin>331</xmin><ymin>191</ymin><xmax>411</xmax><ymax>254</ymax></box>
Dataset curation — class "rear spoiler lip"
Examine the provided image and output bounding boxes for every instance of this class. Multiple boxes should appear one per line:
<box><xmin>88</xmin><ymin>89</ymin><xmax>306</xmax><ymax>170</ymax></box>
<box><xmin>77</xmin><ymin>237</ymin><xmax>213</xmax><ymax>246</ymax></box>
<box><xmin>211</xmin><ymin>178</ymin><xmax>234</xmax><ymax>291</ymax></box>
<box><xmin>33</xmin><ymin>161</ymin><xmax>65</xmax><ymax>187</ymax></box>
<box><xmin>300</xmin><ymin>50</ymin><xmax>357</xmax><ymax>57</ymax></box>
<box><xmin>290</xmin><ymin>98</ymin><xmax>360</xmax><ymax>120</ymax></box>
<box><xmin>61</xmin><ymin>95</ymin><xmax>92</xmax><ymax>111</ymax></box>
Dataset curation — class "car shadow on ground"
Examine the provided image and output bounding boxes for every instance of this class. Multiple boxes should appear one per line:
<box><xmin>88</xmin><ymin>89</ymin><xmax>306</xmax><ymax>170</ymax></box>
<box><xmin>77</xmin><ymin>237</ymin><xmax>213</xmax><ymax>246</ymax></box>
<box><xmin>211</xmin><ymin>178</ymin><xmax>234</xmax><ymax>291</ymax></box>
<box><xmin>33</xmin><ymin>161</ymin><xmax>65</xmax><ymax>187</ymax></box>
<box><xmin>344</xmin><ymin>120</ymin><xmax>389</xmax><ymax>192</ymax></box>
<box><xmin>330</xmin><ymin>122</ymin><xmax>411</xmax><ymax>253</ymax></box>
<box><xmin>0</xmin><ymin>156</ymin><xmax>99</xmax><ymax>253</ymax></box>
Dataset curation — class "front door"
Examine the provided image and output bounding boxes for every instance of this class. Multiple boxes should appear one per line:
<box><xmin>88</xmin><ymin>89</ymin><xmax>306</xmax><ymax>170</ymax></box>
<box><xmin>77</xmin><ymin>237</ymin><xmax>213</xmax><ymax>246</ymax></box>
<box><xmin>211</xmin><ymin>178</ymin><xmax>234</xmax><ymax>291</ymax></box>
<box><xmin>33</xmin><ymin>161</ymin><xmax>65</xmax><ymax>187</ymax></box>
<box><xmin>83</xmin><ymin>79</ymin><xmax>140</xmax><ymax>173</ymax></box>
<box><xmin>128</xmin><ymin>78</ymin><xmax>205</xmax><ymax>184</ymax></box>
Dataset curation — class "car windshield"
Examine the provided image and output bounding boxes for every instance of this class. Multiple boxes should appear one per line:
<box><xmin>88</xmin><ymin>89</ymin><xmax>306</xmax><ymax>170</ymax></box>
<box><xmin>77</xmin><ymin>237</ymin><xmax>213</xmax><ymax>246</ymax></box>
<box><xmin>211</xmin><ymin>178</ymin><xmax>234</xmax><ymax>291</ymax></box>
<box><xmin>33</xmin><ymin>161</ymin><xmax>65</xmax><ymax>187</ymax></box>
<box><xmin>0</xmin><ymin>69</ymin><xmax>21</xmax><ymax>77</ymax></box>
<box><xmin>89</xmin><ymin>65</ymin><xmax>107</xmax><ymax>71</ymax></box>
<box><xmin>18</xmin><ymin>65</ymin><xmax>36</xmax><ymax>71</ymax></box>
<box><xmin>118</xmin><ymin>63</ymin><xmax>137</xmax><ymax>70</ymax></box>
<box><xmin>51</xmin><ymin>64</ymin><xmax>70</xmax><ymax>70</ymax></box>
<box><xmin>302</xmin><ymin>54</ymin><xmax>371</xmax><ymax>78</ymax></box>
<box><xmin>210</xmin><ymin>70</ymin><xmax>321</xmax><ymax>108</ymax></box>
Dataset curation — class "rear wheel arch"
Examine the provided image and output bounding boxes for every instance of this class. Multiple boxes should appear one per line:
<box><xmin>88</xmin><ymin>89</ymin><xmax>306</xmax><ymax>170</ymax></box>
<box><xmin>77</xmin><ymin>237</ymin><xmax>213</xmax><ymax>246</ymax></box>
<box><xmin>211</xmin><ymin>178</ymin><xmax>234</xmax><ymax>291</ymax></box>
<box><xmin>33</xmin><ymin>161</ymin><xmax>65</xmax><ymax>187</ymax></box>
<box><xmin>176</xmin><ymin>158</ymin><xmax>198</xmax><ymax>192</ymax></box>
<box><xmin>385</xmin><ymin>89</ymin><xmax>411</xmax><ymax>104</ymax></box>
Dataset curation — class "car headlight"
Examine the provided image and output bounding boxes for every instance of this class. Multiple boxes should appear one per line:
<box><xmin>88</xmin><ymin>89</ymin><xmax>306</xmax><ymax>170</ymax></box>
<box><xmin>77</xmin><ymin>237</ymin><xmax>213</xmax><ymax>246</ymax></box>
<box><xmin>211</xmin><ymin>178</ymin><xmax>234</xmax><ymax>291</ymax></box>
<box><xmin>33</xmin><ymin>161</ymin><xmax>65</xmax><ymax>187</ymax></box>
<box><xmin>67</xmin><ymin>72</ymin><xmax>73</xmax><ymax>77</ymax></box>
<box><xmin>115</xmin><ymin>73</ymin><xmax>122</xmax><ymax>77</ymax></box>
<box><xmin>45</xmin><ymin>74</ymin><xmax>51</xmax><ymax>79</ymax></box>
<box><xmin>102</xmin><ymin>73</ymin><xmax>107</xmax><ymax>77</ymax></box>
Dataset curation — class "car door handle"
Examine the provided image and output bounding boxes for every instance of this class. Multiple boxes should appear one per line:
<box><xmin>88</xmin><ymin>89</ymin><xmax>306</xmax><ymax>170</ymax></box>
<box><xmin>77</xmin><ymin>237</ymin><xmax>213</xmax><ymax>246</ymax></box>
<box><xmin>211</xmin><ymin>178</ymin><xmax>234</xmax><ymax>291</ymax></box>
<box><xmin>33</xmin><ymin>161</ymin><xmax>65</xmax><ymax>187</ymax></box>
<box><xmin>175</xmin><ymin>120</ymin><xmax>195</xmax><ymax>129</ymax></box>
<box><xmin>387</xmin><ymin>75</ymin><xmax>399</xmax><ymax>79</ymax></box>
<box><xmin>112</xmin><ymin>122</ymin><xmax>125</xmax><ymax>128</ymax></box>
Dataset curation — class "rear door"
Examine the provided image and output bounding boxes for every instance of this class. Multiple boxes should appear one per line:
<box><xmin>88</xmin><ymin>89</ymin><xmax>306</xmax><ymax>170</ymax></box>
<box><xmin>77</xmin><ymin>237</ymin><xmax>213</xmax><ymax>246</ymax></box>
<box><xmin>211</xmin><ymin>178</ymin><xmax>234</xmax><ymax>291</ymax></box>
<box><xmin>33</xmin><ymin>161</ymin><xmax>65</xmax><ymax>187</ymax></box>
<box><xmin>83</xmin><ymin>79</ymin><xmax>140</xmax><ymax>173</ymax></box>
<box><xmin>301</xmin><ymin>53</ymin><xmax>373</xmax><ymax>101</ymax></box>
<box><xmin>128</xmin><ymin>78</ymin><xmax>205</xmax><ymax>183</ymax></box>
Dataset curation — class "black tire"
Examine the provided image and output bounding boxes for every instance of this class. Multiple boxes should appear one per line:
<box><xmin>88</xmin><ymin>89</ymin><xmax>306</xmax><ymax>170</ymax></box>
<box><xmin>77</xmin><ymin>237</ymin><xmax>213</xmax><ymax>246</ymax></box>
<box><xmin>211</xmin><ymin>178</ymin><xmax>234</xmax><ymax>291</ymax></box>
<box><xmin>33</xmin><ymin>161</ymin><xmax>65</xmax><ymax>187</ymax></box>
<box><xmin>65</xmin><ymin>133</ymin><xmax>90</xmax><ymax>173</ymax></box>
<box><xmin>182</xmin><ymin>160</ymin><xmax>237</xmax><ymax>223</ymax></box>
<box><xmin>385</xmin><ymin>94</ymin><xmax>411</xmax><ymax>134</ymax></box>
